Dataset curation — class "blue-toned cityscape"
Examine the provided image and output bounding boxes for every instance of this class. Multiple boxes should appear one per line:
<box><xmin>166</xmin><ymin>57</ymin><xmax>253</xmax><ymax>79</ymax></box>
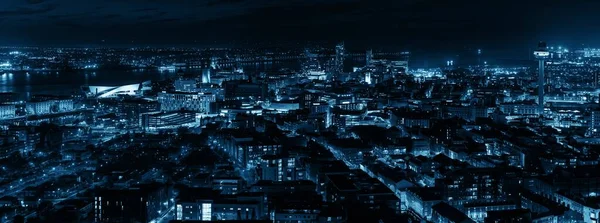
<box><xmin>3</xmin><ymin>0</ymin><xmax>600</xmax><ymax>222</ymax></box>
<box><xmin>1</xmin><ymin>42</ymin><xmax>600</xmax><ymax>223</ymax></box>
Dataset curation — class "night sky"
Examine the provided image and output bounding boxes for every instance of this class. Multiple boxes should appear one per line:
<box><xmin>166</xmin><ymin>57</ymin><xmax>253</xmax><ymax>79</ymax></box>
<box><xmin>1</xmin><ymin>0</ymin><xmax>599</xmax><ymax>57</ymax></box>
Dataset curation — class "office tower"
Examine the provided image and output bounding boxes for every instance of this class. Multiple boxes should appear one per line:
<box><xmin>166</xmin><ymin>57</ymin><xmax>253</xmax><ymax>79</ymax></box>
<box><xmin>534</xmin><ymin>42</ymin><xmax>549</xmax><ymax>115</ymax></box>
<box><xmin>334</xmin><ymin>41</ymin><xmax>345</xmax><ymax>78</ymax></box>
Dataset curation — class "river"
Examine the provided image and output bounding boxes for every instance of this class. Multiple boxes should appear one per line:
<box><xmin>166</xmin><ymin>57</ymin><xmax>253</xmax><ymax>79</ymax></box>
<box><xmin>0</xmin><ymin>69</ymin><xmax>178</xmax><ymax>100</ymax></box>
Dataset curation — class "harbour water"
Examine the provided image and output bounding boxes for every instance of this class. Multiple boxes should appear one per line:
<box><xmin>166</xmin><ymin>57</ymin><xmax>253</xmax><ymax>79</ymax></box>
<box><xmin>0</xmin><ymin>58</ymin><xmax>362</xmax><ymax>100</ymax></box>
<box><xmin>0</xmin><ymin>69</ymin><xmax>176</xmax><ymax>100</ymax></box>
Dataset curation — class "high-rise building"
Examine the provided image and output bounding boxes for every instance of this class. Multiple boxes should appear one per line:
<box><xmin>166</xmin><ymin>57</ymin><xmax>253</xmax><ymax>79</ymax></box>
<box><xmin>334</xmin><ymin>42</ymin><xmax>345</xmax><ymax>78</ymax></box>
<box><xmin>534</xmin><ymin>42</ymin><xmax>549</xmax><ymax>115</ymax></box>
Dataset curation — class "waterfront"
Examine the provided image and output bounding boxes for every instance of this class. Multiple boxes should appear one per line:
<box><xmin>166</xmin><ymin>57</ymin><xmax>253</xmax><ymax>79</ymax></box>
<box><xmin>0</xmin><ymin>69</ymin><xmax>175</xmax><ymax>100</ymax></box>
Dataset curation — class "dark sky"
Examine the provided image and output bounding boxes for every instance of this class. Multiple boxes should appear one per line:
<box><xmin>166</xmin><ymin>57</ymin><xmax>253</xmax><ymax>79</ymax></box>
<box><xmin>1</xmin><ymin>0</ymin><xmax>599</xmax><ymax>57</ymax></box>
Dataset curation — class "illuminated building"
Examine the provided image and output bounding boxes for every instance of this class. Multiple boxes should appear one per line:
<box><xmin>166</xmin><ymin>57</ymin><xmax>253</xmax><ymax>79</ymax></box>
<box><xmin>215</xmin><ymin>131</ymin><xmax>282</xmax><ymax>168</ymax></box>
<box><xmin>219</xmin><ymin>107</ymin><xmax>264</xmax><ymax>121</ymax></box>
<box><xmin>590</xmin><ymin>109</ymin><xmax>600</xmax><ymax>135</ymax></box>
<box><xmin>324</xmin><ymin>172</ymin><xmax>399</xmax><ymax>212</ymax></box>
<box><xmin>83</xmin><ymin>81</ymin><xmax>152</xmax><ymax>98</ymax></box>
<box><xmin>197</xmin><ymin>86</ymin><xmax>225</xmax><ymax>101</ymax></box>
<box><xmin>258</xmin><ymin>155</ymin><xmax>297</xmax><ymax>181</ymax></box>
<box><xmin>439</xmin><ymin>168</ymin><xmax>521</xmax><ymax>202</ymax></box>
<box><xmin>309</xmin><ymin>101</ymin><xmax>330</xmax><ymax>115</ymax></box>
<box><xmin>431</xmin><ymin>202</ymin><xmax>475</xmax><ymax>223</ymax></box>
<box><xmin>5</xmin><ymin>127</ymin><xmax>39</xmax><ymax>156</ymax></box>
<box><xmin>364</xmin><ymin>71</ymin><xmax>372</xmax><ymax>84</ymax></box>
<box><xmin>534</xmin><ymin>42</ymin><xmax>550</xmax><ymax>114</ymax></box>
<box><xmin>26</xmin><ymin>98</ymin><xmax>74</xmax><ymax>115</ymax></box>
<box><xmin>406</xmin><ymin>187</ymin><xmax>443</xmax><ymax>221</ymax></box>
<box><xmin>141</xmin><ymin>110</ymin><xmax>197</xmax><ymax>132</ymax></box>
<box><xmin>551</xmin><ymin>192</ymin><xmax>600</xmax><ymax>223</ymax></box>
<box><xmin>583</xmin><ymin>48</ymin><xmax>600</xmax><ymax>58</ymax></box>
<box><xmin>175</xmin><ymin>188</ymin><xmax>265</xmax><ymax>221</ymax></box>
<box><xmin>272</xmin><ymin>199</ymin><xmax>321</xmax><ymax>223</ymax></box>
<box><xmin>306</xmin><ymin>70</ymin><xmax>327</xmax><ymax>80</ymax></box>
<box><xmin>499</xmin><ymin>102</ymin><xmax>539</xmax><ymax>115</ymax></box>
<box><xmin>362</xmin><ymin>59</ymin><xmax>408</xmax><ymax>84</ymax></box>
<box><xmin>0</xmin><ymin>104</ymin><xmax>16</xmax><ymax>119</ymax></box>
<box><xmin>463</xmin><ymin>201</ymin><xmax>517</xmax><ymax>222</ymax></box>
<box><xmin>331</xmin><ymin>109</ymin><xmax>365</xmax><ymax>130</ymax></box>
<box><xmin>211</xmin><ymin>172</ymin><xmax>245</xmax><ymax>195</ymax></box>
<box><xmin>519</xmin><ymin>189</ymin><xmax>569</xmax><ymax>222</ymax></box>
<box><xmin>334</xmin><ymin>42</ymin><xmax>345</xmax><ymax>78</ymax></box>
<box><xmin>117</xmin><ymin>99</ymin><xmax>160</xmax><ymax>124</ymax></box>
<box><xmin>330</xmin><ymin>93</ymin><xmax>355</xmax><ymax>107</ymax></box>
<box><xmin>174</xmin><ymin>79</ymin><xmax>198</xmax><ymax>92</ymax></box>
<box><xmin>202</xmin><ymin>68</ymin><xmax>211</xmax><ymax>84</ymax></box>
<box><xmin>262</xmin><ymin>101</ymin><xmax>300</xmax><ymax>113</ymax></box>
<box><xmin>175</xmin><ymin>200</ymin><xmax>264</xmax><ymax>221</ymax></box>
<box><xmin>444</xmin><ymin>105</ymin><xmax>490</xmax><ymax>122</ymax></box>
<box><xmin>0</xmin><ymin>61</ymin><xmax>12</xmax><ymax>70</ymax></box>
<box><xmin>158</xmin><ymin>91</ymin><xmax>216</xmax><ymax>114</ymax></box>
<box><xmin>210</xmin><ymin>56</ymin><xmax>218</xmax><ymax>69</ymax></box>
<box><xmin>300</xmin><ymin>91</ymin><xmax>321</xmax><ymax>108</ymax></box>
<box><xmin>389</xmin><ymin>109</ymin><xmax>433</xmax><ymax>129</ymax></box>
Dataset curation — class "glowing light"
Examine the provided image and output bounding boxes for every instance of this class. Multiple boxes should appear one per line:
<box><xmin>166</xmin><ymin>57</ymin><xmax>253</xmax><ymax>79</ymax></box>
<box><xmin>202</xmin><ymin>203</ymin><xmax>212</xmax><ymax>221</ymax></box>
<box><xmin>534</xmin><ymin>51</ymin><xmax>550</xmax><ymax>57</ymax></box>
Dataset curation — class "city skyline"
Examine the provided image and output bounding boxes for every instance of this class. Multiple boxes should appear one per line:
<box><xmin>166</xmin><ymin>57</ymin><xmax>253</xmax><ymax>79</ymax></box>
<box><xmin>1</xmin><ymin>0</ymin><xmax>600</xmax><ymax>57</ymax></box>
<box><xmin>3</xmin><ymin>1</ymin><xmax>600</xmax><ymax>223</ymax></box>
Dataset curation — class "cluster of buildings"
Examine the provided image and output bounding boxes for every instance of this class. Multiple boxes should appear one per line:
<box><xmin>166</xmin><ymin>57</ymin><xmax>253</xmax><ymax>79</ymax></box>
<box><xmin>3</xmin><ymin>42</ymin><xmax>600</xmax><ymax>223</ymax></box>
